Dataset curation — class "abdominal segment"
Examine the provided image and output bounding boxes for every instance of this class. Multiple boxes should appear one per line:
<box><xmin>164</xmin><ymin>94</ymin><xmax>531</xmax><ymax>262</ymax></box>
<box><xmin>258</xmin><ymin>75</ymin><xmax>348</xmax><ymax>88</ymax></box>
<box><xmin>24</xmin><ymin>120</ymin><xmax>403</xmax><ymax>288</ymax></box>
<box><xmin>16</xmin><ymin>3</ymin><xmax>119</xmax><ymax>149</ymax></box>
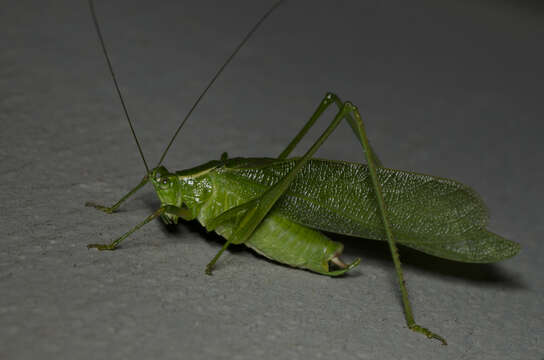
<box><xmin>216</xmin><ymin>211</ymin><xmax>355</xmax><ymax>276</ymax></box>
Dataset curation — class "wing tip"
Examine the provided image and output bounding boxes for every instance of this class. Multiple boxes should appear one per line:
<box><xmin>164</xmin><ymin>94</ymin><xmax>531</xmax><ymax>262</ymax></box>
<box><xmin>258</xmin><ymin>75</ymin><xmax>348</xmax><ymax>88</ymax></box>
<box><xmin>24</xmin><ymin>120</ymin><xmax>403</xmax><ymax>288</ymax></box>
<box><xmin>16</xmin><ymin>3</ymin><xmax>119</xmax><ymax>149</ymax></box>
<box><xmin>402</xmin><ymin>229</ymin><xmax>521</xmax><ymax>263</ymax></box>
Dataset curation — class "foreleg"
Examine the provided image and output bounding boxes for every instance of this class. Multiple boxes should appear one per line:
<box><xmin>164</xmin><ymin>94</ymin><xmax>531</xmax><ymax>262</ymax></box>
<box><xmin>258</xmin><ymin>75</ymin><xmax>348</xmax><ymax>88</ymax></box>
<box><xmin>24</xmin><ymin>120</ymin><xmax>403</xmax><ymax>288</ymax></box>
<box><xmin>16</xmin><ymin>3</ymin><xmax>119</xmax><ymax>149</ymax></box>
<box><xmin>85</xmin><ymin>174</ymin><xmax>149</xmax><ymax>214</ymax></box>
<box><xmin>87</xmin><ymin>205</ymin><xmax>191</xmax><ymax>250</ymax></box>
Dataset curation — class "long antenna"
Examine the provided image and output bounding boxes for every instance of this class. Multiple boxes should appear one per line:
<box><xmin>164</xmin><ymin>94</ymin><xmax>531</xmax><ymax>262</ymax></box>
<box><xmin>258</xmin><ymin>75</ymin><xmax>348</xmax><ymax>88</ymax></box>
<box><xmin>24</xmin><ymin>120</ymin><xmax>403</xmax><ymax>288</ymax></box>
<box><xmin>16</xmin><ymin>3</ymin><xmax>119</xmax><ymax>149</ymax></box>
<box><xmin>89</xmin><ymin>0</ymin><xmax>150</xmax><ymax>174</ymax></box>
<box><xmin>156</xmin><ymin>0</ymin><xmax>285</xmax><ymax>166</ymax></box>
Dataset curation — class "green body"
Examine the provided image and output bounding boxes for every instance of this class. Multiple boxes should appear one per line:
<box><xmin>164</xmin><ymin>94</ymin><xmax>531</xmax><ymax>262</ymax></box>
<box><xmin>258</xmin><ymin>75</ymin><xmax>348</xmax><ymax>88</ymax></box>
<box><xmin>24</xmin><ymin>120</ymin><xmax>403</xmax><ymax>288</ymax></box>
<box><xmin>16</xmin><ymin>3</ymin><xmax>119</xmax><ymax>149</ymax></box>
<box><xmin>151</xmin><ymin>156</ymin><xmax>519</xmax><ymax>275</ymax></box>
<box><xmin>87</xmin><ymin>0</ymin><xmax>520</xmax><ymax>342</ymax></box>
<box><xmin>153</xmin><ymin>158</ymin><xmax>349</xmax><ymax>275</ymax></box>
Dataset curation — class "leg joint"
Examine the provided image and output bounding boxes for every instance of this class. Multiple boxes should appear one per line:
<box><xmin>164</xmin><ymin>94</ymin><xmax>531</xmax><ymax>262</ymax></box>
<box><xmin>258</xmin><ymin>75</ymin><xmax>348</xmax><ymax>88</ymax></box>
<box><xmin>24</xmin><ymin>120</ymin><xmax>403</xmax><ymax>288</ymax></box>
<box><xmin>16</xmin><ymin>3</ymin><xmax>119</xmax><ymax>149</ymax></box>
<box><xmin>323</xmin><ymin>92</ymin><xmax>341</xmax><ymax>106</ymax></box>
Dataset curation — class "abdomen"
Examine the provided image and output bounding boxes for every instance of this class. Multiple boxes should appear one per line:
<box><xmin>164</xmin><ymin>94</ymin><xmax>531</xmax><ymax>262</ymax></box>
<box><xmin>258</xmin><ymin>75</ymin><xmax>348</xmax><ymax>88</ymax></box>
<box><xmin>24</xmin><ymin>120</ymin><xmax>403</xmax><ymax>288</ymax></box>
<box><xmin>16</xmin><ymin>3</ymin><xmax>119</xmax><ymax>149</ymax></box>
<box><xmin>193</xmin><ymin>173</ymin><xmax>349</xmax><ymax>275</ymax></box>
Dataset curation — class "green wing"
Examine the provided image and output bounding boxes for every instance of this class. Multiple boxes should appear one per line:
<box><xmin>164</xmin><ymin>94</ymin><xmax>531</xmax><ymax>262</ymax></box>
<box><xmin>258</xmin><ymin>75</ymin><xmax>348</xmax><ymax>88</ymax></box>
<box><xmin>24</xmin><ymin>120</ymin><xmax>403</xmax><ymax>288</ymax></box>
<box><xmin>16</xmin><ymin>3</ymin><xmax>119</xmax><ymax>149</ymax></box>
<box><xmin>221</xmin><ymin>158</ymin><xmax>519</xmax><ymax>263</ymax></box>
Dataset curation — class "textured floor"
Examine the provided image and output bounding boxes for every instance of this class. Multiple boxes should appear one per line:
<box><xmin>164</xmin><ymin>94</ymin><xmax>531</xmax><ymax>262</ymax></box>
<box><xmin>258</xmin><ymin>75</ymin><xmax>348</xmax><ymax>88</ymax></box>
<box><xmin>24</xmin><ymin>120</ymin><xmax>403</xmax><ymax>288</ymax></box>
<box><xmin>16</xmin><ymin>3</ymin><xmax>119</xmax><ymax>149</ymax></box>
<box><xmin>1</xmin><ymin>1</ymin><xmax>543</xmax><ymax>359</ymax></box>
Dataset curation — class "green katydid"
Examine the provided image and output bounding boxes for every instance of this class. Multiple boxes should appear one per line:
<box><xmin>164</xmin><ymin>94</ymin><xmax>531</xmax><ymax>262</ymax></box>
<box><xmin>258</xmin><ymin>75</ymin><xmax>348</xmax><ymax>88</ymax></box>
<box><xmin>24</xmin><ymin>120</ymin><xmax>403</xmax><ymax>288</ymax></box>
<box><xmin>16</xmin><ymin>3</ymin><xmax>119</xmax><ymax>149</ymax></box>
<box><xmin>85</xmin><ymin>0</ymin><xmax>520</xmax><ymax>346</ymax></box>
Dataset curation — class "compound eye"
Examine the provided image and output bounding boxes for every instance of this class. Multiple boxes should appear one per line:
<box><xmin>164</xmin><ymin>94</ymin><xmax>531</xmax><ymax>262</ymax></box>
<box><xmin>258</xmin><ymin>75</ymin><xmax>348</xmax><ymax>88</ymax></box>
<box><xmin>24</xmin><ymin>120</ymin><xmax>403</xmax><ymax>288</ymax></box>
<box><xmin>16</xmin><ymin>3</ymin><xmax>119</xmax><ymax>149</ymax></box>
<box><xmin>160</xmin><ymin>177</ymin><xmax>170</xmax><ymax>189</ymax></box>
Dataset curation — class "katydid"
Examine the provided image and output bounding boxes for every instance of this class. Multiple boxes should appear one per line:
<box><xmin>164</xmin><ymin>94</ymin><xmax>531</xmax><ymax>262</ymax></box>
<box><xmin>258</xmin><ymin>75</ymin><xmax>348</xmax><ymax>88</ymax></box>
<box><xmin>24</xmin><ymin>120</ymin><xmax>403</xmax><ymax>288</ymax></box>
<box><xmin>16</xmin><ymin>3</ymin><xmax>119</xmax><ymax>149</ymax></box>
<box><xmin>85</xmin><ymin>0</ymin><xmax>520</xmax><ymax>346</ymax></box>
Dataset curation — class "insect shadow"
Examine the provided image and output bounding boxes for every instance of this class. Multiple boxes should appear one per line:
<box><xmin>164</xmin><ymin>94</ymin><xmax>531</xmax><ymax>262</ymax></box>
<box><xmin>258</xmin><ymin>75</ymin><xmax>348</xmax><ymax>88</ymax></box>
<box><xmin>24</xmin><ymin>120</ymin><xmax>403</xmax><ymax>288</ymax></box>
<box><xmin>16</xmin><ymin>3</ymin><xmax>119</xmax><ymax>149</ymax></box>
<box><xmin>138</xmin><ymin>190</ymin><xmax>524</xmax><ymax>289</ymax></box>
<box><xmin>337</xmin><ymin>232</ymin><xmax>524</xmax><ymax>289</ymax></box>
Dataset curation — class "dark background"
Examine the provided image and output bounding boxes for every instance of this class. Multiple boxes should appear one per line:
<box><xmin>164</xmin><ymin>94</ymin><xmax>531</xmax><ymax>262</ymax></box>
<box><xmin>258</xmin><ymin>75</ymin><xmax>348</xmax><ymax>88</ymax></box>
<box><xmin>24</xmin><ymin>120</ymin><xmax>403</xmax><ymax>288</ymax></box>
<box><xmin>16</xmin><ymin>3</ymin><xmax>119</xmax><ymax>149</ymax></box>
<box><xmin>1</xmin><ymin>1</ymin><xmax>542</xmax><ymax>359</ymax></box>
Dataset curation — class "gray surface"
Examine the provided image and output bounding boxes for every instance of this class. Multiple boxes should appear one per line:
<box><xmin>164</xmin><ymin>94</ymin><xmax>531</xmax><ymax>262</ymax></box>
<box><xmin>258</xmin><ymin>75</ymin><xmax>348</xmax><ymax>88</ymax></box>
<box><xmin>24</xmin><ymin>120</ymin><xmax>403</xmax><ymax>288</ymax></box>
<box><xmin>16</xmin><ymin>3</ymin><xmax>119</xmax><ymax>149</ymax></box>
<box><xmin>1</xmin><ymin>0</ymin><xmax>543</xmax><ymax>359</ymax></box>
